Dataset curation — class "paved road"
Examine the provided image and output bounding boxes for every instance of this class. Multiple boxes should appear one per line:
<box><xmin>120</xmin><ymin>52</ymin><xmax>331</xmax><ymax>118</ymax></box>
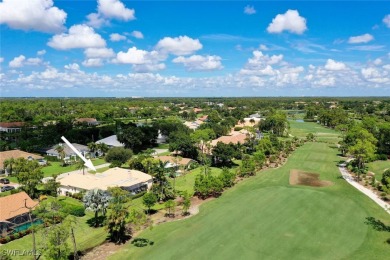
<box><xmin>339</xmin><ymin>166</ymin><xmax>390</xmax><ymax>214</ymax></box>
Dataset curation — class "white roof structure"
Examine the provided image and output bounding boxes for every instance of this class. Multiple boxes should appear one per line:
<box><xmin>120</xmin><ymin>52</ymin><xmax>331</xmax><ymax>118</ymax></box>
<box><xmin>59</xmin><ymin>167</ymin><xmax>152</xmax><ymax>191</ymax></box>
<box><xmin>96</xmin><ymin>135</ymin><xmax>124</xmax><ymax>147</ymax></box>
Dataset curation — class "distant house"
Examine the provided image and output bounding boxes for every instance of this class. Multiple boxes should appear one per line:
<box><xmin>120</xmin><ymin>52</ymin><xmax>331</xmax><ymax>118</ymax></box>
<box><xmin>0</xmin><ymin>192</ymin><xmax>38</xmax><ymax>233</ymax></box>
<box><xmin>0</xmin><ymin>150</ymin><xmax>44</xmax><ymax>174</ymax></box>
<box><xmin>184</xmin><ymin>120</ymin><xmax>203</xmax><ymax>130</ymax></box>
<box><xmin>75</xmin><ymin>118</ymin><xmax>99</xmax><ymax>126</ymax></box>
<box><xmin>155</xmin><ymin>155</ymin><xmax>195</xmax><ymax>169</ymax></box>
<box><xmin>193</xmin><ymin>108</ymin><xmax>203</xmax><ymax>113</ymax></box>
<box><xmin>58</xmin><ymin>167</ymin><xmax>153</xmax><ymax>195</ymax></box>
<box><xmin>211</xmin><ymin>132</ymin><xmax>247</xmax><ymax>147</ymax></box>
<box><xmin>46</xmin><ymin>143</ymin><xmax>89</xmax><ymax>161</ymax></box>
<box><xmin>96</xmin><ymin>135</ymin><xmax>124</xmax><ymax>148</ymax></box>
<box><xmin>198</xmin><ymin>115</ymin><xmax>208</xmax><ymax>122</ymax></box>
<box><xmin>0</xmin><ymin>122</ymin><xmax>25</xmax><ymax>133</ymax></box>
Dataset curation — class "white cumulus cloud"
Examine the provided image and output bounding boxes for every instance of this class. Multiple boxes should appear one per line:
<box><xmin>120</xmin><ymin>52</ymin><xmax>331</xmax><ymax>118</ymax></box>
<box><xmin>0</xmin><ymin>0</ymin><xmax>67</xmax><ymax>33</ymax></box>
<box><xmin>37</xmin><ymin>50</ymin><xmax>46</xmax><ymax>56</ymax></box>
<box><xmin>114</xmin><ymin>47</ymin><xmax>165</xmax><ymax>72</ymax></box>
<box><xmin>110</xmin><ymin>33</ymin><xmax>126</xmax><ymax>42</ymax></box>
<box><xmin>267</xmin><ymin>10</ymin><xmax>307</xmax><ymax>34</ymax></box>
<box><xmin>48</xmin><ymin>24</ymin><xmax>106</xmax><ymax>50</ymax></box>
<box><xmin>98</xmin><ymin>0</ymin><xmax>135</xmax><ymax>21</ymax></box>
<box><xmin>82</xmin><ymin>58</ymin><xmax>103</xmax><ymax>67</ymax></box>
<box><xmin>131</xmin><ymin>30</ymin><xmax>144</xmax><ymax>39</ymax></box>
<box><xmin>244</xmin><ymin>5</ymin><xmax>256</xmax><ymax>15</ymax></box>
<box><xmin>9</xmin><ymin>55</ymin><xmax>42</xmax><ymax>68</ymax></box>
<box><xmin>383</xmin><ymin>14</ymin><xmax>390</xmax><ymax>28</ymax></box>
<box><xmin>84</xmin><ymin>48</ymin><xmax>115</xmax><ymax>58</ymax></box>
<box><xmin>173</xmin><ymin>55</ymin><xmax>223</xmax><ymax>71</ymax></box>
<box><xmin>348</xmin><ymin>33</ymin><xmax>374</xmax><ymax>44</ymax></box>
<box><xmin>324</xmin><ymin>59</ymin><xmax>347</xmax><ymax>71</ymax></box>
<box><xmin>87</xmin><ymin>0</ymin><xmax>135</xmax><ymax>28</ymax></box>
<box><xmin>155</xmin><ymin>36</ymin><xmax>202</xmax><ymax>56</ymax></box>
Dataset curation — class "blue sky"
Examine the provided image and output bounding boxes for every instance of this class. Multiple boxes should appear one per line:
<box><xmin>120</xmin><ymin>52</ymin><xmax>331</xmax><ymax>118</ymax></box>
<box><xmin>1</xmin><ymin>0</ymin><xmax>390</xmax><ymax>97</ymax></box>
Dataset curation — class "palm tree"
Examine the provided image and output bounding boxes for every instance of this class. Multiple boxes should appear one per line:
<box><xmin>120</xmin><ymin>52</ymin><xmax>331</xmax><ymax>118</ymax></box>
<box><xmin>75</xmin><ymin>159</ymin><xmax>86</xmax><ymax>175</ymax></box>
<box><xmin>3</xmin><ymin>158</ymin><xmax>15</xmax><ymax>175</ymax></box>
<box><xmin>55</xmin><ymin>144</ymin><xmax>66</xmax><ymax>166</ymax></box>
<box><xmin>83</xmin><ymin>189</ymin><xmax>110</xmax><ymax>227</ymax></box>
<box><xmin>96</xmin><ymin>143</ymin><xmax>109</xmax><ymax>156</ymax></box>
<box><xmin>87</xmin><ymin>142</ymin><xmax>97</xmax><ymax>158</ymax></box>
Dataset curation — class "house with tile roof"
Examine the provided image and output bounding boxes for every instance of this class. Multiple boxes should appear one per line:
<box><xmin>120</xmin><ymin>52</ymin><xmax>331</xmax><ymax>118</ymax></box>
<box><xmin>0</xmin><ymin>192</ymin><xmax>38</xmax><ymax>233</ymax></box>
<box><xmin>0</xmin><ymin>150</ymin><xmax>44</xmax><ymax>173</ymax></box>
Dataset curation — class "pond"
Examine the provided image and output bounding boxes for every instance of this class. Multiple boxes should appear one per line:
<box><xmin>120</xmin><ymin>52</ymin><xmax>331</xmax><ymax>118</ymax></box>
<box><xmin>295</xmin><ymin>119</ymin><xmax>305</xmax><ymax>123</ymax></box>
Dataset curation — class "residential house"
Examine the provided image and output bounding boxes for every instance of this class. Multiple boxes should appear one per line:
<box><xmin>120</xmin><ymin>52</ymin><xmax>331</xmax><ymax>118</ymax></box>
<box><xmin>183</xmin><ymin>120</ymin><xmax>203</xmax><ymax>130</ymax></box>
<box><xmin>211</xmin><ymin>132</ymin><xmax>247</xmax><ymax>147</ymax></box>
<box><xmin>45</xmin><ymin>143</ymin><xmax>89</xmax><ymax>162</ymax></box>
<box><xmin>96</xmin><ymin>135</ymin><xmax>124</xmax><ymax>148</ymax></box>
<box><xmin>0</xmin><ymin>192</ymin><xmax>38</xmax><ymax>233</ymax></box>
<box><xmin>0</xmin><ymin>122</ymin><xmax>25</xmax><ymax>133</ymax></box>
<box><xmin>155</xmin><ymin>155</ymin><xmax>196</xmax><ymax>169</ymax></box>
<box><xmin>58</xmin><ymin>167</ymin><xmax>153</xmax><ymax>195</ymax></box>
<box><xmin>75</xmin><ymin>118</ymin><xmax>99</xmax><ymax>126</ymax></box>
<box><xmin>0</xmin><ymin>150</ymin><xmax>44</xmax><ymax>174</ymax></box>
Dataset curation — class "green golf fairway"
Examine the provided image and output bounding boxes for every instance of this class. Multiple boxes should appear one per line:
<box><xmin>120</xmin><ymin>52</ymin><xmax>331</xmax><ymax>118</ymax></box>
<box><xmin>110</xmin><ymin>142</ymin><xmax>390</xmax><ymax>260</ymax></box>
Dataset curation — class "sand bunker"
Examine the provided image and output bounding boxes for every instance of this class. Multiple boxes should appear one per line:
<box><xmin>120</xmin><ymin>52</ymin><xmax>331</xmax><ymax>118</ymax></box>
<box><xmin>290</xmin><ymin>170</ymin><xmax>333</xmax><ymax>187</ymax></box>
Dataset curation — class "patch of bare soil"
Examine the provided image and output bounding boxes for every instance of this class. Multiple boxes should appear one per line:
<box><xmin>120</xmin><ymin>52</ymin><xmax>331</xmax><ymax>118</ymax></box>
<box><xmin>290</xmin><ymin>169</ymin><xmax>333</xmax><ymax>187</ymax></box>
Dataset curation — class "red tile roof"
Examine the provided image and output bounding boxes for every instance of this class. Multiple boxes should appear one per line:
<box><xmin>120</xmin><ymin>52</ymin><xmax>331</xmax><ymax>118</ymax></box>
<box><xmin>0</xmin><ymin>122</ymin><xmax>25</xmax><ymax>128</ymax></box>
<box><xmin>0</xmin><ymin>192</ymin><xmax>38</xmax><ymax>221</ymax></box>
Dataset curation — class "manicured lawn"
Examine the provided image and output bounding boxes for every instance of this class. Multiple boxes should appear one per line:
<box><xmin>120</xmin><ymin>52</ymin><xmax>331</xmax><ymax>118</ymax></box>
<box><xmin>109</xmin><ymin>124</ymin><xmax>390</xmax><ymax>260</ymax></box>
<box><xmin>170</xmin><ymin>167</ymin><xmax>223</xmax><ymax>195</ymax></box>
<box><xmin>289</xmin><ymin>120</ymin><xmax>341</xmax><ymax>144</ymax></box>
<box><xmin>41</xmin><ymin>158</ymin><xmax>106</xmax><ymax>178</ymax></box>
<box><xmin>367</xmin><ymin>160</ymin><xmax>390</xmax><ymax>181</ymax></box>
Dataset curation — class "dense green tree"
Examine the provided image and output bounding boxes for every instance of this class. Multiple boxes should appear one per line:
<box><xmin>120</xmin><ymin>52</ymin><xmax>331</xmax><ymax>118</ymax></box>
<box><xmin>142</xmin><ymin>192</ymin><xmax>157</xmax><ymax>214</ymax></box>
<box><xmin>151</xmin><ymin>162</ymin><xmax>175</xmax><ymax>201</ymax></box>
<box><xmin>169</xmin><ymin>131</ymin><xmax>198</xmax><ymax>159</ymax></box>
<box><xmin>212</xmin><ymin>142</ymin><xmax>236</xmax><ymax>166</ymax></box>
<box><xmin>182</xmin><ymin>191</ymin><xmax>192</xmax><ymax>215</ymax></box>
<box><xmin>218</xmin><ymin>167</ymin><xmax>236</xmax><ymax>188</ymax></box>
<box><xmin>44</xmin><ymin>174</ymin><xmax>60</xmax><ymax>197</ymax></box>
<box><xmin>106</xmin><ymin>187</ymin><xmax>130</xmax><ymax>244</ymax></box>
<box><xmin>194</xmin><ymin>174</ymin><xmax>224</xmax><ymax>199</ymax></box>
<box><xmin>105</xmin><ymin>147</ymin><xmax>133</xmax><ymax>166</ymax></box>
<box><xmin>259</xmin><ymin>111</ymin><xmax>289</xmax><ymax>136</ymax></box>
<box><xmin>237</xmin><ymin>155</ymin><xmax>256</xmax><ymax>177</ymax></box>
<box><xmin>13</xmin><ymin>158</ymin><xmax>43</xmax><ymax>198</ymax></box>
<box><xmin>349</xmin><ymin>139</ymin><xmax>377</xmax><ymax>175</ymax></box>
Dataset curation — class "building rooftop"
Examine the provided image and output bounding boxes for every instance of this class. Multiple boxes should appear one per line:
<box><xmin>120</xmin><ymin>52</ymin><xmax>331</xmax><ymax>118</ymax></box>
<box><xmin>0</xmin><ymin>122</ymin><xmax>25</xmax><ymax>128</ymax></box>
<box><xmin>59</xmin><ymin>167</ymin><xmax>152</xmax><ymax>191</ymax></box>
<box><xmin>0</xmin><ymin>192</ymin><xmax>38</xmax><ymax>221</ymax></box>
<box><xmin>96</xmin><ymin>135</ymin><xmax>124</xmax><ymax>147</ymax></box>
<box><xmin>0</xmin><ymin>150</ymin><xmax>43</xmax><ymax>169</ymax></box>
<box><xmin>155</xmin><ymin>156</ymin><xmax>194</xmax><ymax>166</ymax></box>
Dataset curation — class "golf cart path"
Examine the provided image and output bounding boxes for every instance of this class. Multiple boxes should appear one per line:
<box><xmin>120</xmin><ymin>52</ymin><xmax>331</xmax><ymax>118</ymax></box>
<box><xmin>339</xmin><ymin>166</ymin><xmax>390</xmax><ymax>215</ymax></box>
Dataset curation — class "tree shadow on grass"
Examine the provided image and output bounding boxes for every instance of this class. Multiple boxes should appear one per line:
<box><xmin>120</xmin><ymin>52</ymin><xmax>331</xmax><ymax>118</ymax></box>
<box><xmin>364</xmin><ymin>217</ymin><xmax>390</xmax><ymax>232</ymax></box>
<box><xmin>86</xmin><ymin>215</ymin><xmax>106</xmax><ymax>227</ymax></box>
